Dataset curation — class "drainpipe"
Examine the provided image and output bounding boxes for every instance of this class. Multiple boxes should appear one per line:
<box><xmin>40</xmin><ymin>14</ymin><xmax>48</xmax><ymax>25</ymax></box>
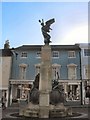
<box><xmin>79</xmin><ymin>50</ymin><xmax>83</xmax><ymax>105</ymax></box>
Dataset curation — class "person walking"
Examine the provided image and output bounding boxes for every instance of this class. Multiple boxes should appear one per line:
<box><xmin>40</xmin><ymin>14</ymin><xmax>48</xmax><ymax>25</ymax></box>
<box><xmin>1</xmin><ymin>96</ymin><xmax>6</xmax><ymax>110</ymax></box>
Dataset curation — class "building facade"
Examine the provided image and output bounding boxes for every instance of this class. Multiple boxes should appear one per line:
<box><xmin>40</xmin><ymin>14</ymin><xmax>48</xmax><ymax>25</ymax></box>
<box><xmin>0</xmin><ymin>48</ymin><xmax>12</xmax><ymax>107</ymax></box>
<box><xmin>9</xmin><ymin>44</ymin><xmax>82</xmax><ymax>105</ymax></box>
<box><xmin>79</xmin><ymin>43</ymin><xmax>90</xmax><ymax>104</ymax></box>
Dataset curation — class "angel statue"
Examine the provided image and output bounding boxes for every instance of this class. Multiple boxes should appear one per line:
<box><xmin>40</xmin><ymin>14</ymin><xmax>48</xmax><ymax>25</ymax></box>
<box><xmin>39</xmin><ymin>18</ymin><xmax>55</xmax><ymax>45</ymax></box>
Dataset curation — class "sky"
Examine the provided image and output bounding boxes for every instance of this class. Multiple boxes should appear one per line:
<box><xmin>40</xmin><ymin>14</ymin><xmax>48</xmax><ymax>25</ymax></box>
<box><xmin>1</xmin><ymin>1</ymin><xmax>89</xmax><ymax>49</ymax></box>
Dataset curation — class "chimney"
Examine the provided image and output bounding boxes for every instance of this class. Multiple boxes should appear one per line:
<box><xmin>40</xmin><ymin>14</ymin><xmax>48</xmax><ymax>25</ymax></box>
<box><xmin>4</xmin><ymin>40</ymin><xmax>10</xmax><ymax>49</ymax></box>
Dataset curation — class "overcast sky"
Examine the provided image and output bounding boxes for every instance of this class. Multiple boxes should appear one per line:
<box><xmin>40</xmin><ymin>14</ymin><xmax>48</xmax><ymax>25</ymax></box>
<box><xmin>1</xmin><ymin>1</ymin><xmax>89</xmax><ymax>49</ymax></box>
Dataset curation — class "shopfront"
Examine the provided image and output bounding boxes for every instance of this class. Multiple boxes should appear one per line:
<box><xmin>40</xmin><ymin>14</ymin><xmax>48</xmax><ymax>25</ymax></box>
<box><xmin>9</xmin><ymin>80</ymin><xmax>33</xmax><ymax>105</ymax></box>
<box><xmin>59</xmin><ymin>80</ymin><xmax>81</xmax><ymax>102</ymax></box>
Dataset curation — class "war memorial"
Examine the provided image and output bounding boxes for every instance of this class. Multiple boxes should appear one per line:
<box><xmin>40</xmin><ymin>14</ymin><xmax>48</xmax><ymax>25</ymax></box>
<box><xmin>18</xmin><ymin>18</ymin><xmax>72</xmax><ymax>118</ymax></box>
<box><xmin>1</xmin><ymin>19</ymin><xmax>90</xmax><ymax>120</ymax></box>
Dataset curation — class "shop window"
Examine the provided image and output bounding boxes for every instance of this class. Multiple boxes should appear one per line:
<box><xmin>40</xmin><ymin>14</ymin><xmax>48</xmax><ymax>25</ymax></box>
<box><xmin>67</xmin><ymin>85</ymin><xmax>80</xmax><ymax>101</ymax></box>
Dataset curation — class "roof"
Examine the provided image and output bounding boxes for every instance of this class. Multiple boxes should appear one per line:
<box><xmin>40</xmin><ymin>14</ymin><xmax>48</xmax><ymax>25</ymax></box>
<box><xmin>79</xmin><ymin>43</ymin><xmax>90</xmax><ymax>48</ymax></box>
<box><xmin>15</xmin><ymin>44</ymin><xmax>81</xmax><ymax>51</ymax></box>
<box><xmin>0</xmin><ymin>49</ymin><xmax>12</xmax><ymax>57</ymax></box>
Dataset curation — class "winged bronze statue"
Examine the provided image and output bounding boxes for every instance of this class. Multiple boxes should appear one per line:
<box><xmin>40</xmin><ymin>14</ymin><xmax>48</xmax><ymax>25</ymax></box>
<box><xmin>39</xmin><ymin>18</ymin><xmax>55</xmax><ymax>45</ymax></box>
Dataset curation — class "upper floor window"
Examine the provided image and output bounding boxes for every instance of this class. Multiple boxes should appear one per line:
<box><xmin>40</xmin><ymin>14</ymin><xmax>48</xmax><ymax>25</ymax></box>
<box><xmin>84</xmin><ymin>49</ymin><xmax>90</xmax><ymax>57</ymax></box>
<box><xmin>36</xmin><ymin>51</ymin><xmax>41</xmax><ymax>58</ymax></box>
<box><xmin>19</xmin><ymin>63</ymin><xmax>27</xmax><ymax>79</ymax></box>
<box><xmin>52</xmin><ymin>51</ymin><xmax>59</xmax><ymax>58</ymax></box>
<box><xmin>21</xmin><ymin>52</ymin><xmax>27</xmax><ymax>58</ymax></box>
<box><xmin>35</xmin><ymin>64</ymin><xmax>41</xmax><ymax>75</ymax></box>
<box><xmin>68</xmin><ymin>51</ymin><xmax>76</xmax><ymax>58</ymax></box>
<box><xmin>84</xmin><ymin>65</ymin><xmax>90</xmax><ymax>79</ymax></box>
<box><xmin>67</xmin><ymin>64</ymin><xmax>77</xmax><ymax>80</ymax></box>
<box><xmin>52</xmin><ymin>64</ymin><xmax>61</xmax><ymax>80</ymax></box>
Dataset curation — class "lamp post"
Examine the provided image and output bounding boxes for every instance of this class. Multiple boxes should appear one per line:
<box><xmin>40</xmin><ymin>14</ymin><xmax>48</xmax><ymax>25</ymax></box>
<box><xmin>79</xmin><ymin>50</ymin><xmax>83</xmax><ymax>105</ymax></box>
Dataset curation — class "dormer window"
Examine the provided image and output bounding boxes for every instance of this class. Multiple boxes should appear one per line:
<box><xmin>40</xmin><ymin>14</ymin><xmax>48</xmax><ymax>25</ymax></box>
<box><xmin>21</xmin><ymin>52</ymin><xmax>27</xmax><ymax>58</ymax></box>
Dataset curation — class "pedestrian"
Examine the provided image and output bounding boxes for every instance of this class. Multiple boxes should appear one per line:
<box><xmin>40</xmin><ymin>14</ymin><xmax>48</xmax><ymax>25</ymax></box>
<box><xmin>1</xmin><ymin>96</ymin><xmax>6</xmax><ymax>110</ymax></box>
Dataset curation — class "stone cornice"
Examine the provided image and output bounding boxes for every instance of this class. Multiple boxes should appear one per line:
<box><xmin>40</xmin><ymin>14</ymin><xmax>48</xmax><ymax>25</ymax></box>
<box><xmin>9</xmin><ymin>79</ymin><xmax>33</xmax><ymax>84</ymax></box>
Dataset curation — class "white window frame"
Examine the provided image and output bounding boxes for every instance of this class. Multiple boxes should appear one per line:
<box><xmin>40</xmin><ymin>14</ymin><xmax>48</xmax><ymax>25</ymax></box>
<box><xmin>52</xmin><ymin>64</ymin><xmax>61</xmax><ymax>80</ymax></box>
<box><xmin>84</xmin><ymin>65</ymin><xmax>90</xmax><ymax>79</ymax></box>
<box><xmin>67</xmin><ymin>64</ymin><xmax>77</xmax><ymax>80</ymax></box>
<box><xmin>19</xmin><ymin>64</ymin><xmax>27</xmax><ymax>79</ymax></box>
<box><xmin>21</xmin><ymin>52</ymin><xmax>27</xmax><ymax>58</ymax></box>
<box><xmin>35</xmin><ymin>64</ymin><xmax>41</xmax><ymax>75</ymax></box>
<box><xmin>68</xmin><ymin>51</ymin><xmax>76</xmax><ymax>58</ymax></box>
<box><xmin>36</xmin><ymin>51</ymin><xmax>41</xmax><ymax>58</ymax></box>
<box><xmin>52</xmin><ymin>51</ymin><xmax>59</xmax><ymax>58</ymax></box>
<box><xmin>84</xmin><ymin>49</ymin><xmax>90</xmax><ymax>57</ymax></box>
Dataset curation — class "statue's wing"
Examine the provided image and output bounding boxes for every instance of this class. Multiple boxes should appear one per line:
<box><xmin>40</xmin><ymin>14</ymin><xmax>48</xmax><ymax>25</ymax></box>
<box><xmin>45</xmin><ymin>18</ymin><xmax>55</xmax><ymax>26</ymax></box>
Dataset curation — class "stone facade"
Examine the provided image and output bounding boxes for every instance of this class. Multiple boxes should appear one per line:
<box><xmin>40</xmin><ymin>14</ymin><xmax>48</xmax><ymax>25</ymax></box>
<box><xmin>0</xmin><ymin>49</ymin><xmax>12</xmax><ymax>107</ymax></box>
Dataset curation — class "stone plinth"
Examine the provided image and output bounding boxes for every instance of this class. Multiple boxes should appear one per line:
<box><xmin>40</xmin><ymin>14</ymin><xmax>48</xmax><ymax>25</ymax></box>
<box><xmin>39</xmin><ymin>45</ymin><xmax>52</xmax><ymax>91</ymax></box>
<box><xmin>39</xmin><ymin>106</ymin><xmax>50</xmax><ymax>118</ymax></box>
<box><xmin>23</xmin><ymin>103</ymin><xmax>39</xmax><ymax>117</ymax></box>
<box><xmin>19</xmin><ymin>99</ymin><xmax>27</xmax><ymax>116</ymax></box>
<box><xmin>39</xmin><ymin>45</ymin><xmax>52</xmax><ymax>118</ymax></box>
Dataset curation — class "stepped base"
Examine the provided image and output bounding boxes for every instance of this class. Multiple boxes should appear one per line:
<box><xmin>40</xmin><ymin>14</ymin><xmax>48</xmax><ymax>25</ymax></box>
<box><xmin>19</xmin><ymin>103</ymin><xmax>39</xmax><ymax>117</ymax></box>
<box><xmin>50</xmin><ymin>104</ymin><xmax>72</xmax><ymax>118</ymax></box>
<box><xmin>19</xmin><ymin>102</ymin><xmax>72</xmax><ymax>118</ymax></box>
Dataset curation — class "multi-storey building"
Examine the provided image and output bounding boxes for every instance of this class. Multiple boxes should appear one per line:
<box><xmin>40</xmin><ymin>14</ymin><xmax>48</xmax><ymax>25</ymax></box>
<box><xmin>79</xmin><ymin>43</ymin><xmax>90</xmax><ymax>104</ymax></box>
<box><xmin>0</xmin><ymin>42</ymin><xmax>12</xmax><ymax>107</ymax></box>
<box><xmin>9</xmin><ymin>44</ymin><xmax>82</xmax><ymax>105</ymax></box>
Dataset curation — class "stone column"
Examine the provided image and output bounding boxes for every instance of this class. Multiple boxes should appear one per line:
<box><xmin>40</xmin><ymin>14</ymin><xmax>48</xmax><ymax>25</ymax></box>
<box><xmin>39</xmin><ymin>44</ymin><xmax>52</xmax><ymax>118</ymax></box>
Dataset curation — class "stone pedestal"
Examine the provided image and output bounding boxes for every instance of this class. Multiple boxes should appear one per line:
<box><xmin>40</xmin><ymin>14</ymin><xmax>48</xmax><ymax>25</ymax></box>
<box><xmin>39</xmin><ymin>45</ymin><xmax>52</xmax><ymax>118</ymax></box>
<box><xmin>19</xmin><ymin>44</ymin><xmax>72</xmax><ymax>118</ymax></box>
<box><xmin>19</xmin><ymin>99</ymin><xmax>27</xmax><ymax>116</ymax></box>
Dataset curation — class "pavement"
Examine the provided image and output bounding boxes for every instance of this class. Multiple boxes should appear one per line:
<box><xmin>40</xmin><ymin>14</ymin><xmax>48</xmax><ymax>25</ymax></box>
<box><xmin>1</xmin><ymin>105</ymin><xmax>90</xmax><ymax>120</ymax></box>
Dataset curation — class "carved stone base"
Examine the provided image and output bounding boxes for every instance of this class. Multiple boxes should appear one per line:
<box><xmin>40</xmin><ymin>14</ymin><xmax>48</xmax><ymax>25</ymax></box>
<box><xmin>23</xmin><ymin>102</ymin><xmax>39</xmax><ymax>117</ymax></box>
<box><xmin>50</xmin><ymin>103</ymin><xmax>72</xmax><ymax>118</ymax></box>
<box><xmin>19</xmin><ymin>102</ymin><xmax>72</xmax><ymax>118</ymax></box>
<box><xmin>39</xmin><ymin>106</ymin><xmax>49</xmax><ymax>118</ymax></box>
